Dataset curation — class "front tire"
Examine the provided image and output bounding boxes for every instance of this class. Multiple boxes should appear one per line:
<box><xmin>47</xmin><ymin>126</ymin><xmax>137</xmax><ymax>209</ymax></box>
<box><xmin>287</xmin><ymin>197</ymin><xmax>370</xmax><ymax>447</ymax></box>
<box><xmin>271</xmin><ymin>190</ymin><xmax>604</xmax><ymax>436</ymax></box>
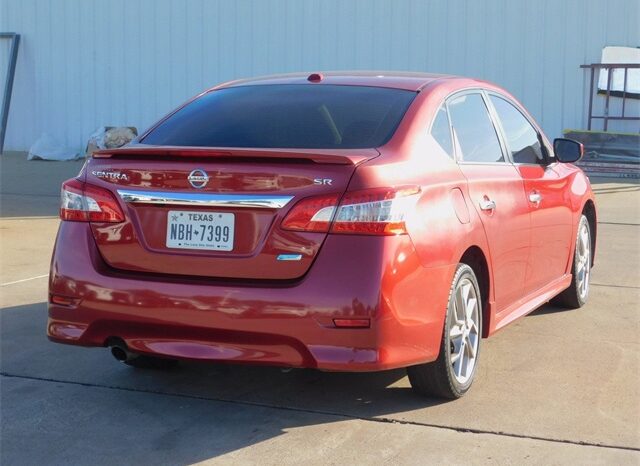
<box><xmin>407</xmin><ymin>263</ymin><xmax>482</xmax><ymax>399</ymax></box>
<box><xmin>554</xmin><ymin>214</ymin><xmax>592</xmax><ymax>309</ymax></box>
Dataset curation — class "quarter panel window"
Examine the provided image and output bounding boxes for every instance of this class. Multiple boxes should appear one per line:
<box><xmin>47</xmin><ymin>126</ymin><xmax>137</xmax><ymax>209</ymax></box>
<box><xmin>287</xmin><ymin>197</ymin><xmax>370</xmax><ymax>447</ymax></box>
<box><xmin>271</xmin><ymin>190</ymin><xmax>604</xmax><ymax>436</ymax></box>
<box><xmin>490</xmin><ymin>96</ymin><xmax>544</xmax><ymax>164</ymax></box>
<box><xmin>430</xmin><ymin>106</ymin><xmax>453</xmax><ymax>158</ymax></box>
<box><xmin>447</xmin><ymin>94</ymin><xmax>504</xmax><ymax>163</ymax></box>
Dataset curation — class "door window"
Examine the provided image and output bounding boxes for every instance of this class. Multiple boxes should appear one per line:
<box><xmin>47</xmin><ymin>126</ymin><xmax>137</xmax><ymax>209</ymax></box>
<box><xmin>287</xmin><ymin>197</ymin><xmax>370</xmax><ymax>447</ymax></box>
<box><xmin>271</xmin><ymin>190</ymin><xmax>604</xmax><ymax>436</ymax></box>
<box><xmin>490</xmin><ymin>96</ymin><xmax>544</xmax><ymax>164</ymax></box>
<box><xmin>447</xmin><ymin>93</ymin><xmax>504</xmax><ymax>163</ymax></box>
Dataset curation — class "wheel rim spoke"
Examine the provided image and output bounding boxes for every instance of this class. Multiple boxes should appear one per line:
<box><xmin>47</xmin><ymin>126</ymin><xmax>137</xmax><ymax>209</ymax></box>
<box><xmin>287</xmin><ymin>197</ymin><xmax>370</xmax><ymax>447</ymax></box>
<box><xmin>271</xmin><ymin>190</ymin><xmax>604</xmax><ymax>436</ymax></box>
<box><xmin>450</xmin><ymin>325</ymin><xmax>463</xmax><ymax>340</ymax></box>
<box><xmin>454</xmin><ymin>289</ymin><xmax>465</xmax><ymax>324</ymax></box>
<box><xmin>580</xmin><ymin>228</ymin><xmax>589</xmax><ymax>249</ymax></box>
<box><xmin>451</xmin><ymin>347</ymin><xmax>462</xmax><ymax>364</ymax></box>
<box><xmin>465</xmin><ymin>297</ymin><xmax>477</xmax><ymax>322</ymax></box>
<box><xmin>467</xmin><ymin>334</ymin><xmax>477</xmax><ymax>358</ymax></box>
<box><xmin>455</xmin><ymin>344</ymin><xmax>464</xmax><ymax>377</ymax></box>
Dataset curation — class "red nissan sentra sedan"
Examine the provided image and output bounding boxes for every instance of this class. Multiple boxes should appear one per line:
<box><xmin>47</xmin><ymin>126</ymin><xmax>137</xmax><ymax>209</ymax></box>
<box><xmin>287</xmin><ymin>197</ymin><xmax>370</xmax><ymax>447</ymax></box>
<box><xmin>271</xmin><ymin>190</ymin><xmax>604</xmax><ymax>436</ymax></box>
<box><xmin>48</xmin><ymin>72</ymin><xmax>596</xmax><ymax>398</ymax></box>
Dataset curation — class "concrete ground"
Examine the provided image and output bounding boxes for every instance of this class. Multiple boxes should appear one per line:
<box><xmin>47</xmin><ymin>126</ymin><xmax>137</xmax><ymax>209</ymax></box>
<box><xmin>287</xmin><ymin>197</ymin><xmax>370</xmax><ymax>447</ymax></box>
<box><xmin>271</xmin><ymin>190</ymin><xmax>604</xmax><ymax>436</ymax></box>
<box><xmin>1</xmin><ymin>151</ymin><xmax>638</xmax><ymax>465</ymax></box>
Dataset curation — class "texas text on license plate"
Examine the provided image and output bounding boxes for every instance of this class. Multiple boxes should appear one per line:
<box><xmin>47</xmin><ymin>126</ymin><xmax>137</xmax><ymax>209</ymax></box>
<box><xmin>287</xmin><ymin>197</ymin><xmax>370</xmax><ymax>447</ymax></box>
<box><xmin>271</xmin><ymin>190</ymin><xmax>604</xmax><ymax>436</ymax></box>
<box><xmin>166</xmin><ymin>210</ymin><xmax>235</xmax><ymax>251</ymax></box>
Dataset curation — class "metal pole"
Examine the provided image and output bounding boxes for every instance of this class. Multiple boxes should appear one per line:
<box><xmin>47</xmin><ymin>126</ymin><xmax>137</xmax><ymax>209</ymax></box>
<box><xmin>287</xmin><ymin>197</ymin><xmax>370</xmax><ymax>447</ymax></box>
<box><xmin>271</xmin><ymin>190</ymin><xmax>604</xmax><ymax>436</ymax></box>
<box><xmin>622</xmin><ymin>67</ymin><xmax>628</xmax><ymax>118</ymax></box>
<box><xmin>604</xmin><ymin>64</ymin><xmax>612</xmax><ymax>131</ymax></box>
<box><xmin>0</xmin><ymin>33</ymin><xmax>20</xmax><ymax>155</ymax></box>
<box><xmin>587</xmin><ymin>67</ymin><xmax>594</xmax><ymax>131</ymax></box>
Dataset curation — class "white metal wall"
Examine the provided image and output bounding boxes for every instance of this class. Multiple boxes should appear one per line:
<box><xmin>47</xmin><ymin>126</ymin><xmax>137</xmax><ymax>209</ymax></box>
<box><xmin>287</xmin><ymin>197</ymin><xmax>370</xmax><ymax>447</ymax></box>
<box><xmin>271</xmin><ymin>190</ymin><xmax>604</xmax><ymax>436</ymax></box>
<box><xmin>1</xmin><ymin>0</ymin><xmax>639</xmax><ymax>151</ymax></box>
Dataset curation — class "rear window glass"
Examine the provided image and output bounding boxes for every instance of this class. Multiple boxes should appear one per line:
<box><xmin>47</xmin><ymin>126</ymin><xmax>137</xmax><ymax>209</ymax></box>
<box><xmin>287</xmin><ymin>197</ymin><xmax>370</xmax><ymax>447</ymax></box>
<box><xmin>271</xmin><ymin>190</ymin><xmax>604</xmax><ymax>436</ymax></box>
<box><xmin>141</xmin><ymin>84</ymin><xmax>416</xmax><ymax>149</ymax></box>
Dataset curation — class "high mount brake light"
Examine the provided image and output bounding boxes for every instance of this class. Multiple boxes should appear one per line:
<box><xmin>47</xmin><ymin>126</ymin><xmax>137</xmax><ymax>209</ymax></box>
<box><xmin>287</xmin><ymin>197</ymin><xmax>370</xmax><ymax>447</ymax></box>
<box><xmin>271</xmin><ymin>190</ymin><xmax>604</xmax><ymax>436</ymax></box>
<box><xmin>281</xmin><ymin>186</ymin><xmax>420</xmax><ymax>235</ymax></box>
<box><xmin>60</xmin><ymin>178</ymin><xmax>125</xmax><ymax>223</ymax></box>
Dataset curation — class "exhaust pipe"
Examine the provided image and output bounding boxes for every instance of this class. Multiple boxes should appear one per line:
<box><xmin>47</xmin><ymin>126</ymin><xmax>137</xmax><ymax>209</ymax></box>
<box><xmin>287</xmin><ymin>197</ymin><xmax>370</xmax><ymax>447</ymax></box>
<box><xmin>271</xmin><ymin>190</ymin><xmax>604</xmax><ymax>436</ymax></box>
<box><xmin>107</xmin><ymin>338</ymin><xmax>178</xmax><ymax>369</ymax></box>
<box><xmin>110</xmin><ymin>344</ymin><xmax>138</xmax><ymax>363</ymax></box>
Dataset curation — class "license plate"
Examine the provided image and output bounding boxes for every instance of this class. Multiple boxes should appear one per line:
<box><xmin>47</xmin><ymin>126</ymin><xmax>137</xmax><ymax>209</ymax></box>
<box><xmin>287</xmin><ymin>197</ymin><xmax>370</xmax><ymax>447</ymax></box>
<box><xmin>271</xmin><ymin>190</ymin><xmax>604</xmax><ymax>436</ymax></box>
<box><xmin>166</xmin><ymin>210</ymin><xmax>234</xmax><ymax>251</ymax></box>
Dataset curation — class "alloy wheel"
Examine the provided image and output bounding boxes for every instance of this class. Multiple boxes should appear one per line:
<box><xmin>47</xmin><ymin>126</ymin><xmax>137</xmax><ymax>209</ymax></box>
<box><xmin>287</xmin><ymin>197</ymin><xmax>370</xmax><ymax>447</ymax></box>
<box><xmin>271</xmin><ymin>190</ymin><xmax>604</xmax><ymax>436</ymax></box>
<box><xmin>576</xmin><ymin>221</ymin><xmax>591</xmax><ymax>300</ymax></box>
<box><xmin>449</xmin><ymin>278</ymin><xmax>480</xmax><ymax>384</ymax></box>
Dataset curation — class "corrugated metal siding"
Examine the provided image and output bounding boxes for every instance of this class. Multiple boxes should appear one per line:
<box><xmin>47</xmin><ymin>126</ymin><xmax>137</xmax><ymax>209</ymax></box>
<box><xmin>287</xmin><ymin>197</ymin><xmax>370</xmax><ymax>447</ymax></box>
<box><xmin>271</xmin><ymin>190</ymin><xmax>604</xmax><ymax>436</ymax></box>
<box><xmin>1</xmin><ymin>0</ymin><xmax>638</xmax><ymax>151</ymax></box>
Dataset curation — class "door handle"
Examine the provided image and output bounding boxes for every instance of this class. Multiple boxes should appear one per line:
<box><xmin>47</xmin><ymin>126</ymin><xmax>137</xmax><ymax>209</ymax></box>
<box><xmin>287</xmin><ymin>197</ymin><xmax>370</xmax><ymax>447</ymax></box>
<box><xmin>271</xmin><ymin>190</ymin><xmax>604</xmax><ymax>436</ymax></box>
<box><xmin>529</xmin><ymin>191</ymin><xmax>542</xmax><ymax>205</ymax></box>
<box><xmin>479</xmin><ymin>198</ymin><xmax>496</xmax><ymax>211</ymax></box>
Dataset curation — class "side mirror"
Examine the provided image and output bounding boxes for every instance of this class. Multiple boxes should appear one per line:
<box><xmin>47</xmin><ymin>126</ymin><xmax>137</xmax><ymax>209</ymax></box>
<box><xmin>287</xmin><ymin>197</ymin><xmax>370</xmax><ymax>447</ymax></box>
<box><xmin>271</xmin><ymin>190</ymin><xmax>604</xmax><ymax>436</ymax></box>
<box><xmin>553</xmin><ymin>138</ymin><xmax>584</xmax><ymax>163</ymax></box>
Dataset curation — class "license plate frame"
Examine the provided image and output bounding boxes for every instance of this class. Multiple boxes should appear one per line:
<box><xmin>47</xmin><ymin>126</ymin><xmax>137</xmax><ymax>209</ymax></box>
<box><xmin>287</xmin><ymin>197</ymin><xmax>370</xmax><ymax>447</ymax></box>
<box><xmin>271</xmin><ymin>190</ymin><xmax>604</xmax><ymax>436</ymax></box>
<box><xmin>166</xmin><ymin>210</ymin><xmax>235</xmax><ymax>251</ymax></box>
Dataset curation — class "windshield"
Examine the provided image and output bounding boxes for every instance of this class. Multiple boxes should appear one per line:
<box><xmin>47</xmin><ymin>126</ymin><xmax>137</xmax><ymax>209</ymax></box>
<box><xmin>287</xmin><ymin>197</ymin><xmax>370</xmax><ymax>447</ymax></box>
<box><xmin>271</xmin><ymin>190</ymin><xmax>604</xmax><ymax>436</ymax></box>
<box><xmin>141</xmin><ymin>84</ymin><xmax>416</xmax><ymax>149</ymax></box>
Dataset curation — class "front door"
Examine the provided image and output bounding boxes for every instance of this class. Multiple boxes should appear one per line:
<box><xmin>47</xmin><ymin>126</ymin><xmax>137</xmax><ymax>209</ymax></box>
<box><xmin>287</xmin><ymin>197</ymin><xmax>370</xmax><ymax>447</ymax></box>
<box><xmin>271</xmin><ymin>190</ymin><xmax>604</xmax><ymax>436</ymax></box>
<box><xmin>488</xmin><ymin>94</ymin><xmax>573</xmax><ymax>293</ymax></box>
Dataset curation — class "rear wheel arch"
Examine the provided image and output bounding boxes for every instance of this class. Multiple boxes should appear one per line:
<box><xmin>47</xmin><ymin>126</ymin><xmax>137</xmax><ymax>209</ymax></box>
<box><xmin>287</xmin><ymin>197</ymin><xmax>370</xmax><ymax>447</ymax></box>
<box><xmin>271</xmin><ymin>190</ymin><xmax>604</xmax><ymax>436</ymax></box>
<box><xmin>459</xmin><ymin>246</ymin><xmax>491</xmax><ymax>338</ymax></box>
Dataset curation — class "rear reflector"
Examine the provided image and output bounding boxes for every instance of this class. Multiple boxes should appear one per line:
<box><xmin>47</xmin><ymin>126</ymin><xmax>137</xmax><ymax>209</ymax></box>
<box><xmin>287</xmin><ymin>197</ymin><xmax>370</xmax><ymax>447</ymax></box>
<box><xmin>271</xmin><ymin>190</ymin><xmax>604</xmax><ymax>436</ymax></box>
<box><xmin>333</xmin><ymin>318</ymin><xmax>370</xmax><ymax>328</ymax></box>
<box><xmin>281</xmin><ymin>186</ymin><xmax>420</xmax><ymax>235</ymax></box>
<box><xmin>60</xmin><ymin>178</ymin><xmax>125</xmax><ymax>223</ymax></box>
<box><xmin>50</xmin><ymin>294</ymin><xmax>78</xmax><ymax>306</ymax></box>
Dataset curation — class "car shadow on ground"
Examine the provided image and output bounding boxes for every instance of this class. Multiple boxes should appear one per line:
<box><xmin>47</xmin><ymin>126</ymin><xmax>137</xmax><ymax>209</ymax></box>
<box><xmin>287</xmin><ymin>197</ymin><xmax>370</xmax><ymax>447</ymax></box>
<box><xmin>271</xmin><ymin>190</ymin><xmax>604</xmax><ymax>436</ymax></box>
<box><xmin>1</xmin><ymin>302</ymin><xmax>450</xmax><ymax>464</ymax></box>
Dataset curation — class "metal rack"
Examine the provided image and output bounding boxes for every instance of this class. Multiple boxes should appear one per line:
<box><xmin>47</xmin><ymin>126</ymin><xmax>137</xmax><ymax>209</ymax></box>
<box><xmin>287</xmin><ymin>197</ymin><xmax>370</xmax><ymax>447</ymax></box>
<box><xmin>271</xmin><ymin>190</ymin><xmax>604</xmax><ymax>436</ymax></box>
<box><xmin>580</xmin><ymin>63</ymin><xmax>640</xmax><ymax>132</ymax></box>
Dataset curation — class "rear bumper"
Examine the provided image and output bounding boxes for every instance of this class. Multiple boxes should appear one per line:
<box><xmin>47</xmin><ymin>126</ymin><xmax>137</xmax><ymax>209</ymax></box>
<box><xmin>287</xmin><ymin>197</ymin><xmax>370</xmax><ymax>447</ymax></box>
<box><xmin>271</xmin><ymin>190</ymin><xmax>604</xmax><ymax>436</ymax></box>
<box><xmin>48</xmin><ymin>222</ymin><xmax>454</xmax><ymax>371</ymax></box>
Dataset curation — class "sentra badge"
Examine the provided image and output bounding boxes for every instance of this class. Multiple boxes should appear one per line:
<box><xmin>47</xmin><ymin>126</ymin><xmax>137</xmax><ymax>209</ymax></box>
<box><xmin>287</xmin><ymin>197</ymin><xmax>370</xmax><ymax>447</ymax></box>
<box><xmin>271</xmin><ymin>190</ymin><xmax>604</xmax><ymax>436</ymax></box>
<box><xmin>91</xmin><ymin>170</ymin><xmax>129</xmax><ymax>181</ymax></box>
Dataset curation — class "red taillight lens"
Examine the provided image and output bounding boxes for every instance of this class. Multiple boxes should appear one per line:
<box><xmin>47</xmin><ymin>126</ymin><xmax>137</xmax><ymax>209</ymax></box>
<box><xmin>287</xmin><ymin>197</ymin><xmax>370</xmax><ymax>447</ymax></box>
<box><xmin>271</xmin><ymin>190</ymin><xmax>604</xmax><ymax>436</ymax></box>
<box><xmin>50</xmin><ymin>294</ymin><xmax>78</xmax><ymax>306</ymax></box>
<box><xmin>280</xmin><ymin>186</ymin><xmax>420</xmax><ymax>235</ymax></box>
<box><xmin>281</xmin><ymin>193</ymin><xmax>340</xmax><ymax>232</ymax></box>
<box><xmin>333</xmin><ymin>318</ymin><xmax>370</xmax><ymax>328</ymax></box>
<box><xmin>60</xmin><ymin>178</ymin><xmax>125</xmax><ymax>223</ymax></box>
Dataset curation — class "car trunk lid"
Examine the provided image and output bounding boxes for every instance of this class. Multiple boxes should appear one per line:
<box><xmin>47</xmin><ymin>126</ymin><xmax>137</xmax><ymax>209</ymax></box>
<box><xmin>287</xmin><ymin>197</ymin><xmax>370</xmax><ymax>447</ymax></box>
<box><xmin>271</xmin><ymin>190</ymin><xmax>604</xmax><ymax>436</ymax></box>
<box><xmin>86</xmin><ymin>146</ymin><xmax>378</xmax><ymax>280</ymax></box>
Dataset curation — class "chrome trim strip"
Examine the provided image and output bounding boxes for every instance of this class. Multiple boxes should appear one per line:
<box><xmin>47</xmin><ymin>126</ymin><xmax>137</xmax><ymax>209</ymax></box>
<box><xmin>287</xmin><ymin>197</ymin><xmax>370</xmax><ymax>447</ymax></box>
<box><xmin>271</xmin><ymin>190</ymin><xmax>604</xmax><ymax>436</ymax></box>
<box><xmin>276</xmin><ymin>254</ymin><xmax>303</xmax><ymax>261</ymax></box>
<box><xmin>117</xmin><ymin>189</ymin><xmax>294</xmax><ymax>209</ymax></box>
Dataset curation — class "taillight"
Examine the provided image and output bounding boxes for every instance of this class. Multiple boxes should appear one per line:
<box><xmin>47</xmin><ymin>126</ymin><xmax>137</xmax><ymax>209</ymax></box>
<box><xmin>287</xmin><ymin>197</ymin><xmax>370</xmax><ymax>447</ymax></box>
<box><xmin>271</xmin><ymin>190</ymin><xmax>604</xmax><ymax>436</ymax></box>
<box><xmin>60</xmin><ymin>178</ymin><xmax>125</xmax><ymax>222</ymax></box>
<box><xmin>281</xmin><ymin>186</ymin><xmax>420</xmax><ymax>235</ymax></box>
<box><xmin>280</xmin><ymin>193</ymin><xmax>339</xmax><ymax>232</ymax></box>
<box><xmin>332</xmin><ymin>186</ymin><xmax>420</xmax><ymax>235</ymax></box>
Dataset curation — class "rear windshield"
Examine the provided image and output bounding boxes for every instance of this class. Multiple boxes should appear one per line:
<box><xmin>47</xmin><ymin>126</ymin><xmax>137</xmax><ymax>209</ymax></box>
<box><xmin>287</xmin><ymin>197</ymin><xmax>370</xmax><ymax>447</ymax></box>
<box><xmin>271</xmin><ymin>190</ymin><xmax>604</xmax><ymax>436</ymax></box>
<box><xmin>141</xmin><ymin>84</ymin><xmax>416</xmax><ymax>149</ymax></box>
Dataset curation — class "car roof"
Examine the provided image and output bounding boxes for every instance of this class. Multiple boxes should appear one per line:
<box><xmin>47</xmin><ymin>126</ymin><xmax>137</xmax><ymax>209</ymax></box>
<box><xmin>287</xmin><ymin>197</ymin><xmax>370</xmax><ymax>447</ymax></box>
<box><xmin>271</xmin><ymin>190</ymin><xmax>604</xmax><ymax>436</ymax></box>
<box><xmin>214</xmin><ymin>71</ymin><xmax>464</xmax><ymax>92</ymax></box>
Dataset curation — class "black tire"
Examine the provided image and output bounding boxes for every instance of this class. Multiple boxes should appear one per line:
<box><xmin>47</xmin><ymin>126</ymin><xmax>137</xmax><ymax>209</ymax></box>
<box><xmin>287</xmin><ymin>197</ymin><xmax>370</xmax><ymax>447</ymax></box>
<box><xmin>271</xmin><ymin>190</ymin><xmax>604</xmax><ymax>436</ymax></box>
<box><xmin>407</xmin><ymin>263</ymin><xmax>482</xmax><ymax>399</ymax></box>
<box><xmin>554</xmin><ymin>215</ymin><xmax>592</xmax><ymax>309</ymax></box>
<box><xmin>124</xmin><ymin>355</ymin><xmax>179</xmax><ymax>370</ymax></box>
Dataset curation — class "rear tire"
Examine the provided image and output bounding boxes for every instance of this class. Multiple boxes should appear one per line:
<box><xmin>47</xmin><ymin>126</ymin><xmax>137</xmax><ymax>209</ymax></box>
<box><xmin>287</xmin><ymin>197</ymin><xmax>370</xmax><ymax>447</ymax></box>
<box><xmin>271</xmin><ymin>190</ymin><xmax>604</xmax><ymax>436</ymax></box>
<box><xmin>407</xmin><ymin>263</ymin><xmax>482</xmax><ymax>399</ymax></box>
<box><xmin>554</xmin><ymin>215</ymin><xmax>592</xmax><ymax>309</ymax></box>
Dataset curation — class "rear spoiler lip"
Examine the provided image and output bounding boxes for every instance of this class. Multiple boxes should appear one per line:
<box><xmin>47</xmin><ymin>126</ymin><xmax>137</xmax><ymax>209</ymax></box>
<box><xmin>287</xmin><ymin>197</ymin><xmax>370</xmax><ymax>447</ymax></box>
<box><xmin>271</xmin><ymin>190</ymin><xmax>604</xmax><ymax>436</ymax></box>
<box><xmin>93</xmin><ymin>145</ymin><xmax>380</xmax><ymax>165</ymax></box>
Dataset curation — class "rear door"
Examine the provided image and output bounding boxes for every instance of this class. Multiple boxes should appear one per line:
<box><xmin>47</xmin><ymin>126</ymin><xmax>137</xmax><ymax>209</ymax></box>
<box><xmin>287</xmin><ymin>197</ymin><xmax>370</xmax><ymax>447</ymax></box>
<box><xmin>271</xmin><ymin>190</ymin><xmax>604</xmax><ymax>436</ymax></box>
<box><xmin>447</xmin><ymin>92</ymin><xmax>531</xmax><ymax>313</ymax></box>
<box><xmin>488</xmin><ymin>94</ymin><xmax>574</xmax><ymax>292</ymax></box>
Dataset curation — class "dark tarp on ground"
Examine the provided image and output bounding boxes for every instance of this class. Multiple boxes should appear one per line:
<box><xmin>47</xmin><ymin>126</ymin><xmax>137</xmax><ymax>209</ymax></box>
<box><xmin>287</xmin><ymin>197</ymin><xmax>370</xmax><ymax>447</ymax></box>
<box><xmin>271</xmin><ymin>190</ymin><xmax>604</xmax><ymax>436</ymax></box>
<box><xmin>564</xmin><ymin>130</ymin><xmax>639</xmax><ymax>179</ymax></box>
